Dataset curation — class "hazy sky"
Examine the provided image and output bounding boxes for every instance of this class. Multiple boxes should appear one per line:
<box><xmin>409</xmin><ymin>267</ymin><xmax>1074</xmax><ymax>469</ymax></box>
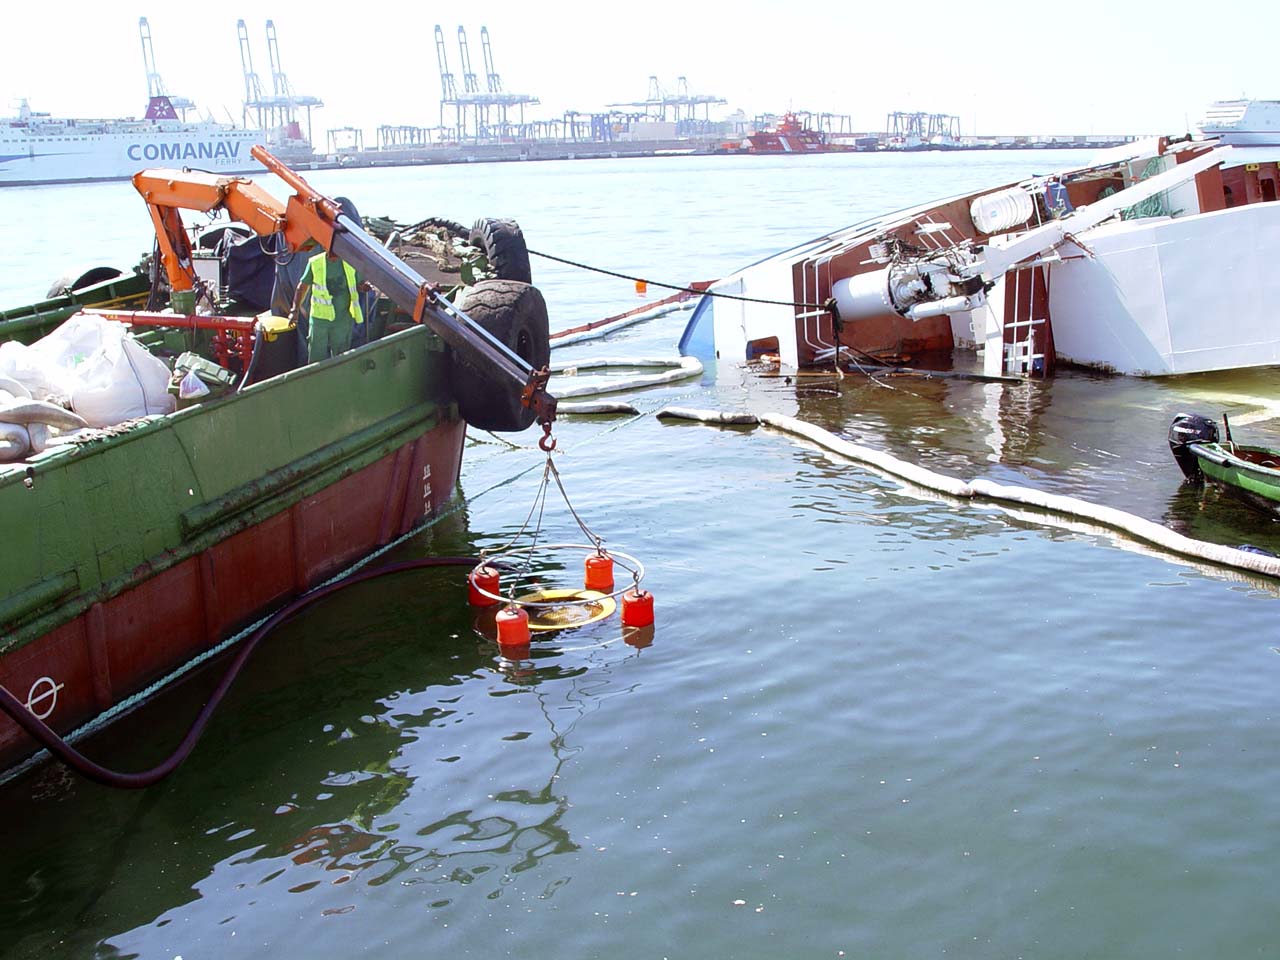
<box><xmin>2</xmin><ymin>0</ymin><xmax>1272</xmax><ymax>139</ymax></box>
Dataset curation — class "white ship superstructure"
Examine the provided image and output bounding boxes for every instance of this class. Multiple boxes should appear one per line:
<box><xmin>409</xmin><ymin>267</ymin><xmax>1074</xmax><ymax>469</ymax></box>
<box><xmin>0</xmin><ymin>96</ymin><xmax>262</xmax><ymax>187</ymax></box>
<box><xmin>1198</xmin><ymin>99</ymin><xmax>1280</xmax><ymax>146</ymax></box>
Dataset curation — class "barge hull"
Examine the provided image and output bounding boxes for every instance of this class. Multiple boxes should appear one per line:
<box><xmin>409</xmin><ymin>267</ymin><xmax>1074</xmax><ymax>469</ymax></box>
<box><xmin>0</xmin><ymin>326</ymin><xmax>465</xmax><ymax>772</ymax></box>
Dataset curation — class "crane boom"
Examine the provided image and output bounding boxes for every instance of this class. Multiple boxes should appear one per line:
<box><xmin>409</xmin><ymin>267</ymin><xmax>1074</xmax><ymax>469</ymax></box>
<box><xmin>139</xmin><ymin>17</ymin><xmax>163</xmax><ymax>99</ymax></box>
<box><xmin>480</xmin><ymin>27</ymin><xmax>502</xmax><ymax>93</ymax></box>
<box><xmin>132</xmin><ymin>146</ymin><xmax>555</xmax><ymax>424</ymax></box>
<box><xmin>457</xmin><ymin>27</ymin><xmax>482</xmax><ymax>94</ymax></box>
<box><xmin>139</xmin><ymin>17</ymin><xmax>194</xmax><ymax>115</ymax></box>
<box><xmin>434</xmin><ymin>25</ymin><xmax>457</xmax><ymax>100</ymax></box>
<box><xmin>237</xmin><ymin>19</ymin><xmax>265</xmax><ymax>129</ymax></box>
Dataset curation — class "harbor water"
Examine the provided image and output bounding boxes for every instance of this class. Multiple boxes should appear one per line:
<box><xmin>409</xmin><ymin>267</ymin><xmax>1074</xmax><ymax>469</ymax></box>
<box><xmin>1</xmin><ymin>152</ymin><xmax>1278</xmax><ymax>958</ymax></box>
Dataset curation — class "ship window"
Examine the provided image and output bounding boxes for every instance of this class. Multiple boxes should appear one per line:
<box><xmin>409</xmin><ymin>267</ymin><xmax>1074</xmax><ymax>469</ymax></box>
<box><xmin>1263</xmin><ymin>179</ymin><xmax>1278</xmax><ymax>203</ymax></box>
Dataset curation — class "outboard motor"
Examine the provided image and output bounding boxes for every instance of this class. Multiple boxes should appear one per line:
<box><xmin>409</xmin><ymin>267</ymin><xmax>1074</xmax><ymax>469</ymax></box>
<box><xmin>1168</xmin><ymin>413</ymin><xmax>1219</xmax><ymax>481</ymax></box>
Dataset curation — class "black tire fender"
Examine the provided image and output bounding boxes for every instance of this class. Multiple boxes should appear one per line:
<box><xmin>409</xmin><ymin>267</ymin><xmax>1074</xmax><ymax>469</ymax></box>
<box><xmin>448</xmin><ymin>279</ymin><xmax>551</xmax><ymax>432</ymax></box>
<box><xmin>47</xmin><ymin>266</ymin><xmax>124</xmax><ymax>299</ymax></box>
<box><xmin>469</xmin><ymin>218</ymin><xmax>533</xmax><ymax>284</ymax></box>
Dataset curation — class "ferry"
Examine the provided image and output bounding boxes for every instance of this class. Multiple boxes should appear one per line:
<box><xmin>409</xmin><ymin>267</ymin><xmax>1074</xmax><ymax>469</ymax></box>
<box><xmin>0</xmin><ymin>96</ymin><xmax>262</xmax><ymax>187</ymax></box>
<box><xmin>1198</xmin><ymin>98</ymin><xmax>1280</xmax><ymax>146</ymax></box>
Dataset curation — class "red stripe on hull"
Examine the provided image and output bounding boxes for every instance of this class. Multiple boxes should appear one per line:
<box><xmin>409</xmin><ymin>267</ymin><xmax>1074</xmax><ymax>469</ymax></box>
<box><xmin>0</xmin><ymin>418</ymin><xmax>465</xmax><ymax>771</ymax></box>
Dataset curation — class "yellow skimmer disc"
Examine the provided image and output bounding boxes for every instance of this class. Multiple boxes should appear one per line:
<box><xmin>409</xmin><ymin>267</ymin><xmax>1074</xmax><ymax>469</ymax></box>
<box><xmin>516</xmin><ymin>589</ymin><xmax>617</xmax><ymax>633</ymax></box>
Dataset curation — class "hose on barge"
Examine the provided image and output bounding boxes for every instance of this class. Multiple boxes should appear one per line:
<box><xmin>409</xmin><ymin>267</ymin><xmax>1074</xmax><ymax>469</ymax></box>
<box><xmin>0</xmin><ymin>556</ymin><xmax>482</xmax><ymax>790</ymax></box>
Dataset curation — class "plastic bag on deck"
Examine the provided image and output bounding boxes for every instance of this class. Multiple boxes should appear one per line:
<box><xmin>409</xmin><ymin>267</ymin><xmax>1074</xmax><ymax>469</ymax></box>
<box><xmin>179</xmin><ymin>368</ymin><xmax>211</xmax><ymax>399</ymax></box>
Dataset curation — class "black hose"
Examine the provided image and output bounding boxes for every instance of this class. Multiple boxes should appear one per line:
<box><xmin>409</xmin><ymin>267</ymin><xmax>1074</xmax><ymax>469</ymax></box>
<box><xmin>0</xmin><ymin>556</ymin><xmax>480</xmax><ymax>789</ymax></box>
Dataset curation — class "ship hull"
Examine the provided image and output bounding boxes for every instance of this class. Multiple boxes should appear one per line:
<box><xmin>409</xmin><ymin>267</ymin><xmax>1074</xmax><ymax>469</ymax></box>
<box><xmin>0</xmin><ymin>127</ymin><xmax>262</xmax><ymax>187</ymax></box>
<box><xmin>0</xmin><ymin>326</ymin><xmax>466</xmax><ymax>773</ymax></box>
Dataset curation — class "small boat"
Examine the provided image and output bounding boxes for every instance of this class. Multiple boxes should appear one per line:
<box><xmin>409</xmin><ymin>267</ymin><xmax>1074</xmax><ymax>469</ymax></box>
<box><xmin>1169</xmin><ymin>413</ymin><xmax>1280</xmax><ymax>515</ymax></box>
<box><xmin>680</xmin><ymin>98</ymin><xmax>1280</xmax><ymax>378</ymax></box>
<box><xmin>0</xmin><ymin>147</ymin><xmax>555</xmax><ymax>776</ymax></box>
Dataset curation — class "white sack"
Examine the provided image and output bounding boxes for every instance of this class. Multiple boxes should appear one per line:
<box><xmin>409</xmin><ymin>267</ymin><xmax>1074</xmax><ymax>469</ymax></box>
<box><xmin>0</xmin><ymin>340</ymin><xmax>68</xmax><ymax>403</ymax></box>
<box><xmin>21</xmin><ymin>313</ymin><xmax>175</xmax><ymax>427</ymax></box>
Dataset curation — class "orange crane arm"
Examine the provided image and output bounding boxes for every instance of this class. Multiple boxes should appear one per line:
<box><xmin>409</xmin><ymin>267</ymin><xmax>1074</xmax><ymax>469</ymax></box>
<box><xmin>130</xmin><ymin>145</ymin><xmax>556</xmax><ymax>427</ymax></box>
<box><xmin>132</xmin><ymin>146</ymin><xmax>337</xmax><ymax>292</ymax></box>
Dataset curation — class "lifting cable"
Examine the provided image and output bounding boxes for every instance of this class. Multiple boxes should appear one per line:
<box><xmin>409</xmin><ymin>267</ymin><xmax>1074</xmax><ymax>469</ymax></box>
<box><xmin>527</xmin><ymin>248</ymin><xmax>832</xmax><ymax>312</ymax></box>
<box><xmin>477</xmin><ymin>447</ymin><xmax>642</xmax><ymax>603</ymax></box>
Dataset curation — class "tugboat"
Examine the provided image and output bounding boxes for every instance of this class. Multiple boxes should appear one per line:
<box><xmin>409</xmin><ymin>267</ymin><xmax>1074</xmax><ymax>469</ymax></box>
<box><xmin>746</xmin><ymin>113</ymin><xmax>853</xmax><ymax>154</ymax></box>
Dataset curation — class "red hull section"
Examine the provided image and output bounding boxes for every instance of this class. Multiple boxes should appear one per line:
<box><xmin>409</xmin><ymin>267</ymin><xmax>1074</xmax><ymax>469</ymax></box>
<box><xmin>0</xmin><ymin>419</ymin><xmax>465</xmax><ymax>769</ymax></box>
<box><xmin>747</xmin><ymin>113</ymin><xmax>852</xmax><ymax>154</ymax></box>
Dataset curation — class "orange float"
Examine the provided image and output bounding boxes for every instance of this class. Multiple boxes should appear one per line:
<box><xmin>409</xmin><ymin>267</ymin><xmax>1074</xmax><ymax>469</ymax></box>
<box><xmin>584</xmin><ymin>552</ymin><xmax>615</xmax><ymax>591</ymax></box>
<box><xmin>620</xmin><ymin>588</ymin><xmax>654</xmax><ymax>627</ymax></box>
<box><xmin>496</xmin><ymin>604</ymin><xmax>531</xmax><ymax>651</ymax></box>
<box><xmin>468</xmin><ymin>565</ymin><xmax>501</xmax><ymax>606</ymax></box>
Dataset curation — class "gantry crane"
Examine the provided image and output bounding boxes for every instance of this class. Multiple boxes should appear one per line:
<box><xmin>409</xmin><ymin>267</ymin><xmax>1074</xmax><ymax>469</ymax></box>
<box><xmin>435</xmin><ymin>24</ymin><xmax>538</xmax><ymax>141</ymax></box>
<box><xmin>265</xmin><ymin>20</ymin><xmax>323</xmax><ymax>144</ymax></box>
<box><xmin>138</xmin><ymin>17</ymin><xmax>194</xmax><ymax>118</ymax></box>
<box><xmin>236</xmin><ymin>19</ymin><xmax>267</xmax><ymax>132</ymax></box>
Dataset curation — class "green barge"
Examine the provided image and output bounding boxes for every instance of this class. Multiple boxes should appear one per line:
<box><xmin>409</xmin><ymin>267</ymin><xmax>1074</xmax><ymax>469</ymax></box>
<box><xmin>0</xmin><ymin>148</ymin><xmax>553</xmax><ymax>776</ymax></box>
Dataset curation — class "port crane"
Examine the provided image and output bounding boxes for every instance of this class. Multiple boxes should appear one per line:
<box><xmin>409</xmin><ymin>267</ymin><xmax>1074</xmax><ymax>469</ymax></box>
<box><xmin>434</xmin><ymin>25</ymin><xmax>538</xmax><ymax>141</ymax></box>
<box><xmin>138</xmin><ymin>17</ymin><xmax>194</xmax><ymax>119</ymax></box>
<box><xmin>266</xmin><ymin>19</ymin><xmax>323</xmax><ymax>143</ymax></box>
<box><xmin>236</xmin><ymin>20</ymin><xmax>322</xmax><ymax>144</ymax></box>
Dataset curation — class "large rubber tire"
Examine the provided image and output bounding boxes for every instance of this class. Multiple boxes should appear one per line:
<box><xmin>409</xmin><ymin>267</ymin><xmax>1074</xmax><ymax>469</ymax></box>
<box><xmin>449</xmin><ymin>279</ymin><xmax>550</xmax><ymax>433</ymax></box>
<box><xmin>47</xmin><ymin>266</ymin><xmax>124</xmax><ymax>298</ymax></box>
<box><xmin>469</xmin><ymin>218</ymin><xmax>533</xmax><ymax>284</ymax></box>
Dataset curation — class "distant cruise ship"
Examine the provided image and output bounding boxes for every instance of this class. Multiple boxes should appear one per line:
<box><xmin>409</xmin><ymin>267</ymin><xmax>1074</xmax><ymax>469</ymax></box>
<box><xmin>1198</xmin><ymin>99</ymin><xmax>1280</xmax><ymax>146</ymax></box>
<box><xmin>0</xmin><ymin>95</ymin><xmax>263</xmax><ymax>187</ymax></box>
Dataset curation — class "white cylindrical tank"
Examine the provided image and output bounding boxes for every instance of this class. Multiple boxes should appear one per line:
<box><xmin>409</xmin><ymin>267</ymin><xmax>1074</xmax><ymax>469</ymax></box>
<box><xmin>832</xmin><ymin>267</ymin><xmax>895</xmax><ymax>323</ymax></box>
<box><xmin>970</xmin><ymin>187</ymin><xmax>1035</xmax><ymax>234</ymax></box>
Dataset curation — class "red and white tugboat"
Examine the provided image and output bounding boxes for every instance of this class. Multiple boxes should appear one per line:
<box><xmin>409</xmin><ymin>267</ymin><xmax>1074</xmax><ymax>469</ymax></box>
<box><xmin>746</xmin><ymin>113</ymin><xmax>853</xmax><ymax>154</ymax></box>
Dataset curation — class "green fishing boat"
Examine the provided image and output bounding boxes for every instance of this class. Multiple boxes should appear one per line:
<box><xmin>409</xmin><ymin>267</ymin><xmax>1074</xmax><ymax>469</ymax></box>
<box><xmin>1169</xmin><ymin>413</ymin><xmax>1280</xmax><ymax>515</ymax></box>
<box><xmin>0</xmin><ymin>147</ymin><xmax>555</xmax><ymax>777</ymax></box>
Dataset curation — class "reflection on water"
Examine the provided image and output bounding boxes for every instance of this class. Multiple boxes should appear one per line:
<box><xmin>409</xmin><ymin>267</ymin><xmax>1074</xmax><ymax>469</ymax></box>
<box><xmin>0</xmin><ymin>492</ymin><xmax>660</xmax><ymax>957</ymax></box>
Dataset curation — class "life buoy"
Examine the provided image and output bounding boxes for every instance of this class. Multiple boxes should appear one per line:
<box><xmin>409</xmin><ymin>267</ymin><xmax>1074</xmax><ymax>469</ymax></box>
<box><xmin>449</xmin><ymin>279</ymin><xmax>550</xmax><ymax>432</ymax></box>
<box><xmin>469</xmin><ymin>218</ymin><xmax>533</xmax><ymax>284</ymax></box>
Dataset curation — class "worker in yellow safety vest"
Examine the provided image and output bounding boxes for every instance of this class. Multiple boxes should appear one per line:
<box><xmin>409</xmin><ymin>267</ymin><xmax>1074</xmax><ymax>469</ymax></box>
<box><xmin>289</xmin><ymin>250</ymin><xmax>369</xmax><ymax>362</ymax></box>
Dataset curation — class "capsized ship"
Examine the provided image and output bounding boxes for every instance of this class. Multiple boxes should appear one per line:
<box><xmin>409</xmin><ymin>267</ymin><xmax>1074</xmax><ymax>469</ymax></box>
<box><xmin>0</xmin><ymin>147</ymin><xmax>554</xmax><ymax>776</ymax></box>
<box><xmin>0</xmin><ymin>96</ymin><xmax>261</xmax><ymax>187</ymax></box>
<box><xmin>682</xmin><ymin>115</ymin><xmax>1280</xmax><ymax>378</ymax></box>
